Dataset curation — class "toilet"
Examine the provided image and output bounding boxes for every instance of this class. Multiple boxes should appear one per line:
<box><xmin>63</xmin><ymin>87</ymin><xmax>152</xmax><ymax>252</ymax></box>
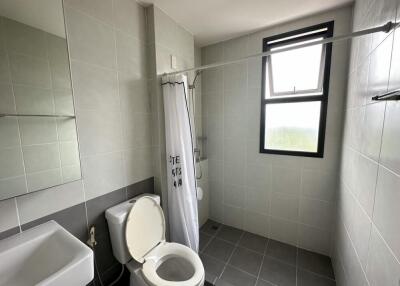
<box><xmin>105</xmin><ymin>194</ymin><xmax>205</xmax><ymax>286</ymax></box>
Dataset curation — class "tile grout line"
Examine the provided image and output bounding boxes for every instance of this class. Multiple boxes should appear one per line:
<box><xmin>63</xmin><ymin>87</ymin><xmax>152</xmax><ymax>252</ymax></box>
<box><xmin>254</xmin><ymin>237</ymin><xmax>271</xmax><ymax>286</ymax></box>
<box><xmin>217</xmin><ymin>231</ymin><xmax>246</xmax><ymax>281</ymax></box>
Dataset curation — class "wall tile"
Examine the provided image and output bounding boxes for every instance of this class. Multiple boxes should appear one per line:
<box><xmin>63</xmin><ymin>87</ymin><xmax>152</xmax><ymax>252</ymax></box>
<box><xmin>64</xmin><ymin>0</ymin><xmax>113</xmax><ymax>25</ymax></box>
<box><xmin>14</xmin><ymin>85</ymin><xmax>54</xmax><ymax>115</ymax></box>
<box><xmin>388</xmin><ymin>27</ymin><xmax>400</xmax><ymax>91</ymax></box>
<box><xmin>0</xmin><ymin>176</ymin><xmax>27</xmax><ymax>199</ymax></box>
<box><xmin>0</xmin><ymin>54</ymin><xmax>11</xmax><ymax>84</ymax></box>
<box><xmin>0</xmin><ymin>147</ymin><xmax>24</xmax><ymax>178</ymax></box>
<box><xmin>65</xmin><ymin>7</ymin><xmax>116</xmax><ymax>69</ymax></box>
<box><xmin>269</xmin><ymin>217</ymin><xmax>297</xmax><ymax>247</ymax></box>
<box><xmin>22</xmin><ymin>143</ymin><xmax>60</xmax><ymax>173</ymax></box>
<box><xmin>243</xmin><ymin>210</ymin><xmax>269</xmax><ymax>237</ymax></box>
<box><xmin>223</xmin><ymin>183</ymin><xmax>245</xmax><ymax>208</ymax></box>
<box><xmin>380</xmin><ymin>101</ymin><xmax>400</xmax><ymax>174</ymax></box>
<box><xmin>223</xmin><ymin>204</ymin><xmax>244</xmax><ymax>229</ymax></box>
<box><xmin>19</xmin><ymin>118</ymin><xmax>58</xmax><ymax>145</ymax></box>
<box><xmin>301</xmin><ymin>169</ymin><xmax>336</xmax><ymax>202</ymax></box>
<box><xmin>81</xmin><ymin>151</ymin><xmax>125</xmax><ymax>200</ymax></box>
<box><xmin>116</xmin><ymin>30</ymin><xmax>146</xmax><ymax>79</ymax></box>
<box><xmin>245</xmin><ymin>186</ymin><xmax>269</xmax><ymax>215</ymax></box>
<box><xmin>21</xmin><ymin>203</ymin><xmax>87</xmax><ymax>242</ymax></box>
<box><xmin>360</xmin><ymin>102</ymin><xmax>386</xmax><ymax>161</ymax></box>
<box><xmin>0</xmin><ymin>84</ymin><xmax>14</xmax><ymax>113</ymax></box>
<box><xmin>373</xmin><ymin>166</ymin><xmax>400</xmax><ymax>260</ymax></box>
<box><xmin>299</xmin><ymin>198</ymin><xmax>333</xmax><ymax>230</ymax></box>
<box><xmin>9</xmin><ymin>54</ymin><xmax>51</xmax><ymax>88</ymax></box>
<box><xmin>3</xmin><ymin>18</ymin><xmax>47</xmax><ymax>59</ymax></box>
<box><xmin>26</xmin><ymin>169</ymin><xmax>62</xmax><ymax>192</ymax></box>
<box><xmin>76</xmin><ymin>108</ymin><xmax>123</xmax><ymax>156</ymax></box>
<box><xmin>270</xmin><ymin>192</ymin><xmax>299</xmax><ymax>221</ymax></box>
<box><xmin>16</xmin><ymin>180</ymin><xmax>85</xmax><ymax>224</ymax></box>
<box><xmin>271</xmin><ymin>167</ymin><xmax>301</xmax><ymax>195</ymax></box>
<box><xmin>0</xmin><ymin>117</ymin><xmax>19</xmax><ymax>148</ymax></box>
<box><xmin>366</xmin><ymin>226</ymin><xmax>400</xmax><ymax>286</ymax></box>
<box><xmin>349</xmin><ymin>201</ymin><xmax>372</xmax><ymax>270</ymax></box>
<box><xmin>354</xmin><ymin>154</ymin><xmax>378</xmax><ymax>217</ymax></box>
<box><xmin>113</xmin><ymin>0</ymin><xmax>146</xmax><ymax>40</ymax></box>
<box><xmin>0</xmin><ymin>198</ymin><xmax>19</xmax><ymax>232</ymax></box>
<box><xmin>71</xmin><ymin>60</ymin><xmax>119</xmax><ymax>111</ymax></box>
<box><xmin>298</xmin><ymin>225</ymin><xmax>331</xmax><ymax>256</ymax></box>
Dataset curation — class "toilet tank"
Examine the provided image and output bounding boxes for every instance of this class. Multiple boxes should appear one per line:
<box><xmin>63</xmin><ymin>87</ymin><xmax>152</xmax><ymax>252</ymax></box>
<box><xmin>105</xmin><ymin>193</ymin><xmax>160</xmax><ymax>264</ymax></box>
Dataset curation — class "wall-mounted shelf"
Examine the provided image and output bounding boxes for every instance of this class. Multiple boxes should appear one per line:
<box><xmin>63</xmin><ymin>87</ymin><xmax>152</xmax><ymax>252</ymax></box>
<box><xmin>0</xmin><ymin>114</ymin><xmax>76</xmax><ymax>118</ymax></box>
<box><xmin>372</xmin><ymin>89</ymin><xmax>400</xmax><ymax>101</ymax></box>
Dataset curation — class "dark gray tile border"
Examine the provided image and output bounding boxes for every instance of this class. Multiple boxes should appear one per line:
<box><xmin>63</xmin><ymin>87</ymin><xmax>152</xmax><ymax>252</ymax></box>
<box><xmin>21</xmin><ymin>203</ymin><xmax>88</xmax><ymax>242</ymax></box>
<box><xmin>256</xmin><ymin>279</ymin><xmax>275</xmax><ymax>286</ymax></box>
<box><xmin>86</xmin><ymin>187</ymin><xmax>126</xmax><ymax>237</ymax></box>
<box><xmin>297</xmin><ymin>249</ymin><xmax>335</xmax><ymax>279</ymax></box>
<box><xmin>265</xmin><ymin>239</ymin><xmax>297</xmax><ymax>266</ymax></box>
<box><xmin>297</xmin><ymin>269</ymin><xmax>336</xmax><ymax>286</ymax></box>
<box><xmin>126</xmin><ymin>177</ymin><xmax>154</xmax><ymax>199</ymax></box>
<box><xmin>0</xmin><ymin>226</ymin><xmax>20</xmax><ymax>240</ymax></box>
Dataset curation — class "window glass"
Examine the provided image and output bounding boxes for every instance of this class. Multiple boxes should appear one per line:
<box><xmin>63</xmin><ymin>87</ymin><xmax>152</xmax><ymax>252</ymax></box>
<box><xmin>269</xmin><ymin>38</ymin><xmax>324</xmax><ymax>94</ymax></box>
<box><xmin>264</xmin><ymin>101</ymin><xmax>321</xmax><ymax>152</ymax></box>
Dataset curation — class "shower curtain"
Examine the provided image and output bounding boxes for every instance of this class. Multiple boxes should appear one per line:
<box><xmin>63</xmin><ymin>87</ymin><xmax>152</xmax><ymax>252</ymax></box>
<box><xmin>162</xmin><ymin>74</ymin><xmax>199</xmax><ymax>252</ymax></box>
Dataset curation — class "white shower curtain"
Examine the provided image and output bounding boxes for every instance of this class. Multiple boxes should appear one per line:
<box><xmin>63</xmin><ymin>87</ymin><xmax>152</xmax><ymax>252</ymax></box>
<box><xmin>162</xmin><ymin>74</ymin><xmax>199</xmax><ymax>252</ymax></box>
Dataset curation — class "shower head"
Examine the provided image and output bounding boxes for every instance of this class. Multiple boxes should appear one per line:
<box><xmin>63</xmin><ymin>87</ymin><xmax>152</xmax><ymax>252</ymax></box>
<box><xmin>189</xmin><ymin>70</ymin><xmax>202</xmax><ymax>89</ymax></box>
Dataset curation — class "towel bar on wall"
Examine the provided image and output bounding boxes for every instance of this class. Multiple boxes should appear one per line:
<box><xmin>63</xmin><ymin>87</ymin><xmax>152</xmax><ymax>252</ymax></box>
<box><xmin>372</xmin><ymin>89</ymin><xmax>400</xmax><ymax>101</ymax></box>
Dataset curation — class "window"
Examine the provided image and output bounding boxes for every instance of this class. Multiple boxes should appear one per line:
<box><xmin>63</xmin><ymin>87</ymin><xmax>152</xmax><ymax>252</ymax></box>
<box><xmin>260</xmin><ymin>22</ymin><xmax>333</xmax><ymax>157</ymax></box>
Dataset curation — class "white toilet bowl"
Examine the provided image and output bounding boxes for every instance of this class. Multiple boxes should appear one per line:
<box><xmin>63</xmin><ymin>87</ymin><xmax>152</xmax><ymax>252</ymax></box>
<box><xmin>106</xmin><ymin>194</ymin><xmax>204</xmax><ymax>286</ymax></box>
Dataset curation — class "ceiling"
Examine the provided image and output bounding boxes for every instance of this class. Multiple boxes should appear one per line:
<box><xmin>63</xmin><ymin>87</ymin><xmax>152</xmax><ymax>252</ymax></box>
<box><xmin>141</xmin><ymin>0</ymin><xmax>353</xmax><ymax>47</ymax></box>
<box><xmin>0</xmin><ymin>0</ymin><xmax>65</xmax><ymax>38</ymax></box>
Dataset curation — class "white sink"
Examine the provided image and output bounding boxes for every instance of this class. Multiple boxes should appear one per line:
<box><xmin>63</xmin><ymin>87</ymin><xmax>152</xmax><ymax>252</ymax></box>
<box><xmin>0</xmin><ymin>221</ymin><xmax>94</xmax><ymax>286</ymax></box>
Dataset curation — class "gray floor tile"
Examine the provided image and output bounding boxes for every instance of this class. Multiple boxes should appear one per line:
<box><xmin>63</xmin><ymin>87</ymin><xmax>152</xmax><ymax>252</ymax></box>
<box><xmin>259</xmin><ymin>256</ymin><xmax>296</xmax><ymax>286</ymax></box>
<box><xmin>217</xmin><ymin>266</ymin><xmax>257</xmax><ymax>286</ymax></box>
<box><xmin>265</xmin><ymin>239</ymin><xmax>297</xmax><ymax>266</ymax></box>
<box><xmin>201</xmin><ymin>254</ymin><xmax>226</xmax><ymax>279</ymax></box>
<box><xmin>297</xmin><ymin>249</ymin><xmax>334</xmax><ymax>279</ymax></box>
<box><xmin>200</xmin><ymin>232</ymin><xmax>213</xmax><ymax>252</ymax></box>
<box><xmin>239</xmin><ymin>232</ymin><xmax>268</xmax><ymax>253</ymax></box>
<box><xmin>229</xmin><ymin>247</ymin><xmax>263</xmax><ymax>276</ymax></box>
<box><xmin>204</xmin><ymin>238</ymin><xmax>235</xmax><ymax>262</ymax></box>
<box><xmin>216</xmin><ymin>225</ymin><xmax>243</xmax><ymax>244</ymax></box>
<box><xmin>297</xmin><ymin>269</ymin><xmax>336</xmax><ymax>286</ymax></box>
<box><xmin>201</xmin><ymin>220</ymin><xmax>222</xmax><ymax>236</ymax></box>
<box><xmin>256</xmin><ymin>279</ymin><xmax>275</xmax><ymax>286</ymax></box>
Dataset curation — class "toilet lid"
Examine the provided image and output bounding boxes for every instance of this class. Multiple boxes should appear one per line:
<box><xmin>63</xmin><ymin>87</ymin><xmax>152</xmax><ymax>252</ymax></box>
<box><xmin>125</xmin><ymin>197</ymin><xmax>166</xmax><ymax>263</ymax></box>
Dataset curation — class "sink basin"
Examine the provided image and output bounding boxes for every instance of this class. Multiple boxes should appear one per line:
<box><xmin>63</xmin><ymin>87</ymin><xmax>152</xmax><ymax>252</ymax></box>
<box><xmin>0</xmin><ymin>221</ymin><xmax>94</xmax><ymax>286</ymax></box>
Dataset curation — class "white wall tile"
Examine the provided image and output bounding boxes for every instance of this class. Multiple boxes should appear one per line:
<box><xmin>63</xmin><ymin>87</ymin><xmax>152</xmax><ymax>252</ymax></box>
<box><xmin>366</xmin><ymin>226</ymin><xmax>400</xmax><ymax>286</ymax></box>
<box><xmin>373</xmin><ymin>166</ymin><xmax>400</xmax><ymax>260</ymax></box>
<box><xmin>380</xmin><ymin>101</ymin><xmax>400</xmax><ymax>174</ymax></box>
<box><xmin>0</xmin><ymin>199</ymin><xmax>19</xmax><ymax>232</ymax></box>
<box><xmin>299</xmin><ymin>198</ymin><xmax>333</xmax><ymax>230</ymax></box>
<box><xmin>65</xmin><ymin>7</ymin><xmax>116</xmax><ymax>69</ymax></box>
<box><xmin>298</xmin><ymin>225</ymin><xmax>331</xmax><ymax>256</ymax></box>
<box><xmin>16</xmin><ymin>180</ymin><xmax>85</xmax><ymax>224</ymax></box>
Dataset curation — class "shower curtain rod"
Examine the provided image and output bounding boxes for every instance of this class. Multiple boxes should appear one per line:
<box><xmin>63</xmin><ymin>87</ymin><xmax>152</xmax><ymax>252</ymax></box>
<box><xmin>162</xmin><ymin>21</ymin><xmax>398</xmax><ymax>77</ymax></box>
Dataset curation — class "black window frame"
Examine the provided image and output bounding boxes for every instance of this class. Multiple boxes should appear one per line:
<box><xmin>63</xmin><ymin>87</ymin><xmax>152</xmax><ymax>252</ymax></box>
<box><xmin>260</xmin><ymin>21</ymin><xmax>334</xmax><ymax>158</ymax></box>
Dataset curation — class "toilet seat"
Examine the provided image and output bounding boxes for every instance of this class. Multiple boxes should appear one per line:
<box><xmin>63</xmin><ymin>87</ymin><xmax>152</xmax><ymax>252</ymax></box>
<box><xmin>142</xmin><ymin>242</ymin><xmax>204</xmax><ymax>286</ymax></box>
<box><xmin>125</xmin><ymin>197</ymin><xmax>204</xmax><ymax>286</ymax></box>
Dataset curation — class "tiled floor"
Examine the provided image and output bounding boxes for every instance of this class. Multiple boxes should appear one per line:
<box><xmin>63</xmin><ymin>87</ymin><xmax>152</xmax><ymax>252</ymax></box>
<box><xmin>200</xmin><ymin>220</ymin><xmax>336</xmax><ymax>286</ymax></box>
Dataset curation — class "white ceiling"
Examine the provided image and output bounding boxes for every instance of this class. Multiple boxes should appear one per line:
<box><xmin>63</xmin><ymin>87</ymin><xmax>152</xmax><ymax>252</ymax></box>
<box><xmin>0</xmin><ymin>0</ymin><xmax>65</xmax><ymax>38</ymax></box>
<box><xmin>142</xmin><ymin>0</ymin><xmax>353</xmax><ymax>47</ymax></box>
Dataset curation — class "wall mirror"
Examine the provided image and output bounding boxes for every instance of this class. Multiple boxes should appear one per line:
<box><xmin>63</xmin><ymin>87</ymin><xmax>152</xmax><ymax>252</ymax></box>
<box><xmin>0</xmin><ymin>0</ymin><xmax>81</xmax><ymax>200</ymax></box>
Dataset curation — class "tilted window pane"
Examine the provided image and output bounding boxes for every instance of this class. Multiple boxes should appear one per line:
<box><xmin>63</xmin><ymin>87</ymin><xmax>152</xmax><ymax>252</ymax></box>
<box><xmin>270</xmin><ymin>38</ymin><xmax>323</xmax><ymax>94</ymax></box>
